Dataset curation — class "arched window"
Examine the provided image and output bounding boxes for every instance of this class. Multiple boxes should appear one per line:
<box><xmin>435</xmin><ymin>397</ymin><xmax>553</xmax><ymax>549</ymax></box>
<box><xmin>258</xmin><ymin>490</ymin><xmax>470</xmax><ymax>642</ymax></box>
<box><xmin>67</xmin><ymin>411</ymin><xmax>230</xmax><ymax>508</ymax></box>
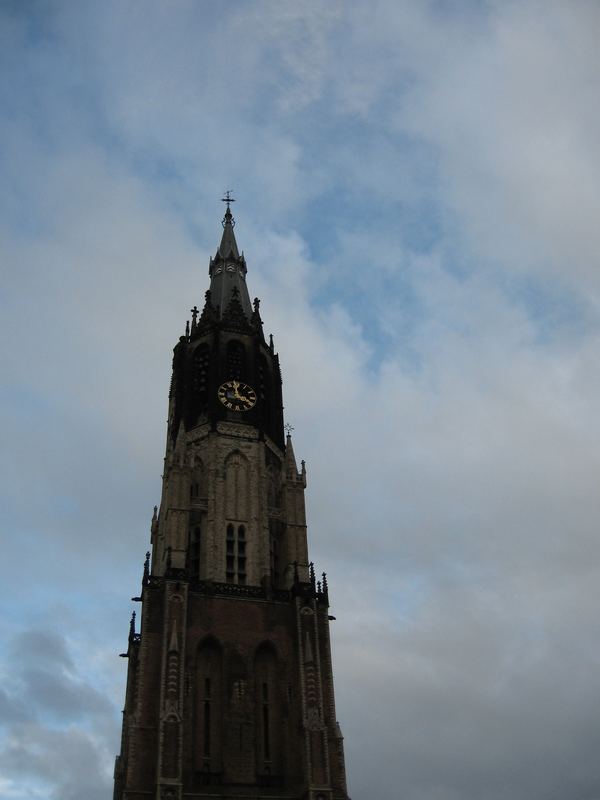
<box><xmin>189</xmin><ymin>526</ymin><xmax>201</xmax><ymax>578</ymax></box>
<box><xmin>238</xmin><ymin>525</ymin><xmax>246</xmax><ymax>584</ymax></box>
<box><xmin>190</xmin><ymin>457</ymin><xmax>206</xmax><ymax>502</ymax></box>
<box><xmin>196</xmin><ymin>639</ymin><xmax>222</xmax><ymax>773</ymax></box>
<box><xmin>224</xmin><ymin>451</ymin><xmax>249</xmax><ymax>519</ymax></box>
<box><xmin>255</xmin><ymin>643</ymin><xmax>281</xmax><ymax>778</ymax></box>
<box><xmin>226</xmin><ymin>340</ymin><xmax>246</xmax><ymax>381</ymax></box>
<box><xmin>225</xmin><ymin>524</ymin><xmax>247</xmax><ymax>585</ymax></box>
<box><xmin>267</xmin><ymin>467</ymin><xmax>280</xmax><ymax>508</ymax></box>
<box><xmin>269</xmin><ymin>525</ymin><xmax>279</xmax><ymax>588</ymax></box>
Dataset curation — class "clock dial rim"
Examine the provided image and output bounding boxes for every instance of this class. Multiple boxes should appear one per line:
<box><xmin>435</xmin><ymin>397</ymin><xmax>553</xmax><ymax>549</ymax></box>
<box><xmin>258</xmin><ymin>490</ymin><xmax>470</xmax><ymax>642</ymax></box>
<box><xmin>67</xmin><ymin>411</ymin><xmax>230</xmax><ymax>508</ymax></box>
<box><xmin>217</xmin><ymin>380</ymin><xmax>257</xmax><ymax>412</ymax></box>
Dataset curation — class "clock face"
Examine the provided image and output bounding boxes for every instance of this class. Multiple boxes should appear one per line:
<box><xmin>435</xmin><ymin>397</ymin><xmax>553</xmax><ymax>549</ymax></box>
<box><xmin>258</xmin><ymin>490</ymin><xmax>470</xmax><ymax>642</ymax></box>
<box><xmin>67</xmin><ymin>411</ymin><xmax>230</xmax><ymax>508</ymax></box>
<box><xmin>218</xmin><ymin>380</ymin><xmax>257</xmax><ymax>412</ymax></box>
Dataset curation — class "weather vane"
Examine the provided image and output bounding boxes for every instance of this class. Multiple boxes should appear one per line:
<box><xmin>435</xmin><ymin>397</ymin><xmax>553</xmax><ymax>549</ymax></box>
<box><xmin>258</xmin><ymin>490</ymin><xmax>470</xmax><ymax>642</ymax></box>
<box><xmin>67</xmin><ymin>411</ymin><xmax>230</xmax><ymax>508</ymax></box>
<box><xmin>284</xmin><ymin>423</ymin><xmax>294</xmax><ymax>436</ymax></box>
<box><xmin>221</xmin><ymin>189</ymin><xmax>236</xmax><ymax>227</ymax></box>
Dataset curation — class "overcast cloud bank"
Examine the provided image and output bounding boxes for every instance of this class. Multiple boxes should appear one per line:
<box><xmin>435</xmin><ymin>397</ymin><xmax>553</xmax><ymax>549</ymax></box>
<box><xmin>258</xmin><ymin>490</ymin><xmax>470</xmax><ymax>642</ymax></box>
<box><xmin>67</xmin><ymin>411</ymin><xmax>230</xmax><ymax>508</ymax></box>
<box><xmin>2</xmin><ymin>2</ymin><xmax>600</xmax><ymax>798</ymax></box>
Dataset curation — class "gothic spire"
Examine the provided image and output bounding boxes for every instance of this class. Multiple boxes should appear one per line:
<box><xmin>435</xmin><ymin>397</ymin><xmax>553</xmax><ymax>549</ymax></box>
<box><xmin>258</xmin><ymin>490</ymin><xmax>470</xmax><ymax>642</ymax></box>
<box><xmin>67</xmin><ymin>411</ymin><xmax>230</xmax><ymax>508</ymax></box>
<box><xmin>218</xmin><ymin>204</ymin><xmax>240</xmax><ymax>261</ymax></box>
<box><xmin>208</xmin><ymin>194</ymin><xmax>253</xmax><ymax>319</ymax></box>
<box><xmin>285</xmin><ymin>427</ymin><xmax>299</xmax><ymax>478</ymax></box>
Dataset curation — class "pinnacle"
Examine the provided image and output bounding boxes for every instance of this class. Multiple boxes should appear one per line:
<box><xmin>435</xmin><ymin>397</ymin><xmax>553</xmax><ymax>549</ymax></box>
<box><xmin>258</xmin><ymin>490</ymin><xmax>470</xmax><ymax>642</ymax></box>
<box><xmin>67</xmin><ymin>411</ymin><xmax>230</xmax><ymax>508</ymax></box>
<box><xmin>218</xmin><ymin>206</ymin><xmax>240</xmax><ymax>260</ymax></box>
<box><xmin>285</xmin><ymin>431</ymin><xmax>299</xmax><ymax>476</ymax></box>
<box><xmin>208</xmin><ymin>203</ymin><xmax>252</xmax><ymax>319</ymax></box>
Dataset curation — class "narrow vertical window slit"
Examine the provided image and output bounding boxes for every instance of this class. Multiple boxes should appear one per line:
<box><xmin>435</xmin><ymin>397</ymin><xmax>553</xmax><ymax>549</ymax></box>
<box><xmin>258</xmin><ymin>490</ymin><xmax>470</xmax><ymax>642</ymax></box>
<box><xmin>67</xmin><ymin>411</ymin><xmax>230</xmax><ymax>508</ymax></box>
<box><xmin>262</xmin><ymin>680</ymin><xmax>270</xmax><ymax>761</ymax></box>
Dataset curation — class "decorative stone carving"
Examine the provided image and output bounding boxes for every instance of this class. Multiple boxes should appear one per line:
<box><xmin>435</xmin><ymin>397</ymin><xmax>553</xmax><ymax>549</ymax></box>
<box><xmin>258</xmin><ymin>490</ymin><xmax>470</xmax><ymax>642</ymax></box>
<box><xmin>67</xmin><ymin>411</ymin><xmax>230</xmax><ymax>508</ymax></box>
<box><xmin>217</xmin><ymin>421</ymin><xmax>259</xmax><ymax>439</ymax></box>
<box><xmin>306</xmin><ymin>706</ymin><xmax>324</xmax><ymax>731</ymax></box>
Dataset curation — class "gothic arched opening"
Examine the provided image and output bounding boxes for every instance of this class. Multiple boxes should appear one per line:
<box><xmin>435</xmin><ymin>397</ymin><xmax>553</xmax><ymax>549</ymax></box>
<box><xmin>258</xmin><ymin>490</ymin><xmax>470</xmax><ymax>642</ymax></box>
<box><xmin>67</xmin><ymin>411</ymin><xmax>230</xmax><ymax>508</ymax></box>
<box><xmin>195</xmin><ymin>638</ymin><xmax>223</xmax><ymax>777</ymax></box>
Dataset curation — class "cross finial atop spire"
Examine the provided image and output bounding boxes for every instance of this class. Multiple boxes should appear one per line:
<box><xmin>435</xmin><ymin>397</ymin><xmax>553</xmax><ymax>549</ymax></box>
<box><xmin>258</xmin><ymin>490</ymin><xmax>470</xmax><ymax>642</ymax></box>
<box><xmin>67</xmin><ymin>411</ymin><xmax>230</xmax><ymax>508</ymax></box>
<box><xmin>221</xmin><ymin>190</ymin><xmax>236</xmax><ymax>227</ymax></box>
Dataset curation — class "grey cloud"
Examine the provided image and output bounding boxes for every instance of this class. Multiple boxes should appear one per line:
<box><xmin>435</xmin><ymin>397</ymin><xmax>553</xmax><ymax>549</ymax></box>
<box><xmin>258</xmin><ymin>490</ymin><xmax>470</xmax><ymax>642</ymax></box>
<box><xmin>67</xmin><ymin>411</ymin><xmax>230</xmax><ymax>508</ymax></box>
<box><xmin>0</xmin><ymin>723</ymin><xmax>113</xmax><ymax>800</ymax></box>
<box><xmin>333</xmin><ymin>580</ymin><xmax>600</xmax><ymax>800</ymax></box>
<box><xmin>4</xmin><ymin>630</ymin><xmax>117</xmax><ymax>723</ymax></box>
<box><xmin>20</xmin><ymin>666</ymin><xmax>113</xmax><ymax>719</ymax></box>
<box><xmin>262</xmin><ymin>260</ymin><xmax>600</xmax><ymax>798</ymax></box>
<box><xmin>0</xmin><ymin>629</ymin><xmax>118</xmax><ymax>798</ymax></box>
<box><xmin>11</xmin><ymin>629</ymin><xmax>73</xmax><ymax>667</ymax></box>
<box><xmin>0</xmin><ymin>687</ymin><xmax>28</xmax><ymax>726</ymax></box>
<box><xmin>2</xmin><ymin>2</ymin><xmax>600</xmax><ymax>800</ymax></box>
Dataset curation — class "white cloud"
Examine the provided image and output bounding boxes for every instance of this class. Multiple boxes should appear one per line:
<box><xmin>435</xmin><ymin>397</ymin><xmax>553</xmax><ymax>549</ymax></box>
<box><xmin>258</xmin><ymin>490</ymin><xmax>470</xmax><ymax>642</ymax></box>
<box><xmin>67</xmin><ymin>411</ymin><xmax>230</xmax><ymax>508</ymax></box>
<box><xmin>394</xmin><ymin>1</ymin><xmax>600</xmax><ymax>290</ymax></box>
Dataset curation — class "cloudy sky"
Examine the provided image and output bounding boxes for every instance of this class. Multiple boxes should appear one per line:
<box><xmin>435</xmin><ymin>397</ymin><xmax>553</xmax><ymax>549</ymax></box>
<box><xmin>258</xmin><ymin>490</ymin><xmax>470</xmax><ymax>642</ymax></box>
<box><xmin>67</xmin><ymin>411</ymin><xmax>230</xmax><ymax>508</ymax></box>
<box><xmin>2</xmin><ymin>1</ymin><xmax>600</xmax><ymax>798</ymax></box>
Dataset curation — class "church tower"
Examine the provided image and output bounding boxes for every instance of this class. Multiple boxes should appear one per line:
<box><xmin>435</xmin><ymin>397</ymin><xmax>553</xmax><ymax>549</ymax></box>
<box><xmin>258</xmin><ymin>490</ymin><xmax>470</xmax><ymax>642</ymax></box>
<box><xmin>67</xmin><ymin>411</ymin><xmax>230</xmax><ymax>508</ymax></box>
<box><xmin>113</xmin><ymin>200</ymin><xmax>350</xmax><ymax>800</ymax></box>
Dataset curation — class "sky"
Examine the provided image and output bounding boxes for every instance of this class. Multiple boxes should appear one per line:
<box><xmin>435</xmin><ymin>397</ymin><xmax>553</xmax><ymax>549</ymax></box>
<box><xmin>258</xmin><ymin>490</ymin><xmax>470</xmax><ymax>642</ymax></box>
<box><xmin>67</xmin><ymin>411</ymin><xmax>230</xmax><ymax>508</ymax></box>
<box><xmin>1</xmin><ymin>1</ymin><xmax>600</xmax><ymax>798</ymax></box>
